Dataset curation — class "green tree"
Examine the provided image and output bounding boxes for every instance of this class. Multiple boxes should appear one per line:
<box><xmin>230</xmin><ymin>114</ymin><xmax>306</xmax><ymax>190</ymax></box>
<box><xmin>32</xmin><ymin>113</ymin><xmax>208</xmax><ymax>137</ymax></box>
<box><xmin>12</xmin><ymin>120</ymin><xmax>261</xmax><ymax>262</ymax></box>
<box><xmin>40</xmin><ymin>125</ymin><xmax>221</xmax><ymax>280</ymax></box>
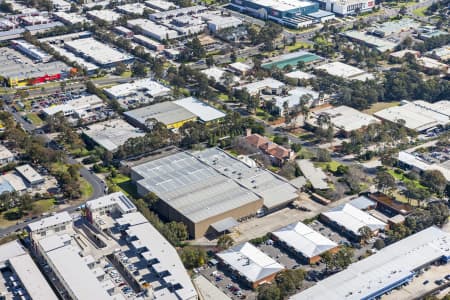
<box><xmin>421</xmin><ymin>170</ymin><xmax>447</xmax><ymax>195</ymax></box>
<box><xmin>257</xmin><ymin>284</ymin><xmax>281</xmax><ymax>300</ymax></box>
<box><xmin>358</xmin><ymin>226</ymin><xmax>372</xmax><ymax>244</ymax></box>
<box><xmin>217</xmin><ymin>234</ymin><xmax>234</xmax><ymax>250</ymax></box>
<box><xmin>179</xmin><ymin>246</ymin><xmax>207</xmax><ymax>269</ymax></box>
<box><xmin>374</xmin><ymin>171</ymin><xmax>396</xmax><ymax>193</ymax></box>
<box><xmin>131</xmin><ymin>62</ymin><xmax>147</xmax><ymax>77</ymax></box>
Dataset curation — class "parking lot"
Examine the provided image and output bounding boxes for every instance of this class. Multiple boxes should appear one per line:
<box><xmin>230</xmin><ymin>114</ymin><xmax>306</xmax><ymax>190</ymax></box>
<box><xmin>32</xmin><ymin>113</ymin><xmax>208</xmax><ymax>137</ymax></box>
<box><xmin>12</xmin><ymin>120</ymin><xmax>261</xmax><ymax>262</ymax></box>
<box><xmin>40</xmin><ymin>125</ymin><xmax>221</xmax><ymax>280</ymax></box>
<box><xmin>199</xmin><ymin>265</ymin><xmax>256</xmax><ymax>300</ymax></box>
<box><xmin>383</xmin><ymin>265</ymin><xmax>450</xmax><ymax>300</ymax></box>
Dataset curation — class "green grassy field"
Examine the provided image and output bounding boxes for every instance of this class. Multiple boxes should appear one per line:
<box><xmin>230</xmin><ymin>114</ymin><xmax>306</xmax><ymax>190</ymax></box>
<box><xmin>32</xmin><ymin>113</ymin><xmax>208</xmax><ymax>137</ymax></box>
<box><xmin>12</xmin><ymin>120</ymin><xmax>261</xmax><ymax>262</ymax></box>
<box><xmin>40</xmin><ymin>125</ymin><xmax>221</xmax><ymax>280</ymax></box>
<box><xmin>315</xmin><ymin>160</ymin><xmax>342</xmax><ymax>172</ymax></box>
<box><xmin>80</xmin><ymin>178</ymin><xmax>94</xmax><ymax>200</ymax></box>
<box><xmin>387</xmin><ymin>169</ymin><xmax>426</xmax><ymax>190</ymax></box>
<box><xmin>110</xmin><ymin>174</ymin><xmax>139</xmax><ymax>199</ymax></box>
<box><xmin>412</xmin><ymin>6</ymin><xmax>427</xmax><ymax>17</ymax></box>
<box><xmin>31</xmin><ymin>199</ymin><xmax>56</xmax><ymax>215</ymax></box>
<box><xmin>25</xmin><ymin>113</ymin><xmax>43</xmax><ymax>126</ymax></box>
<box><xmin>363</xmin><ymin>101</ymin><xmax>400</xmax><ymax>115</ymax></box>
<box><xmin>286</xmin><ymin>41</ymin><xmax>312</xmax><ymax>51</ymax></box>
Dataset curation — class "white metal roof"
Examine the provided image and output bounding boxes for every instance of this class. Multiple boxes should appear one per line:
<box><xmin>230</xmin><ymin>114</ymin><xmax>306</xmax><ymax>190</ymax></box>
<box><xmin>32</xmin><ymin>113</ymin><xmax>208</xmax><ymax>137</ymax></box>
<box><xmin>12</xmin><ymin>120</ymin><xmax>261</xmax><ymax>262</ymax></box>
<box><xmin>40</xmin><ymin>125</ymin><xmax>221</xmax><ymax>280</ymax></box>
<box><xmin>398</xmin><ymin>151</ymin><xmax>450</xmax><ymax>182</ymax></box>
<box><xmin>132</xmin><ymin>151</ymin><xmax>261</xmax><ymax>223</ymax></box>
<box><xmin>173</xmin><ymin>97</ymin><xmax>226</xmax><ymax>122</ymax></box>
<box><xmin>272</xmin><ymin>222</ymin><xmax>337</xmax><ymax>258</ymax></box>
<box><xmin>297</xmin><ymin>159</ymin><xmax>328</xmax><ymax>190</ymax></box>
<box><xmin>315</xmin><ymin>61</ymin><xmax>373</xmax><ymax>80</ymax></box>
<box><xmin>83</xmin><ymin>118</ymin><xmax>145</xmax><ymax>152</ymax></box>
<box><xmin>28</xmin><ymin>211</ymin><xmax>72</xmax><ymax>232</ymax></box>
<box><xmin>0</xmin><ymin>241</ymin><xmax>25</xmax><ymax>264</ymax></box>
<box><xmin>291</xmin><ymin>226</ymin><xmax>450</xmax><ymax>300</ymax></box>
<box><xmin>196</xmin><ymin>148</ymin><xmax>299</xmax><ymax>210</ymax></box>
<box><xmin>15</xmin><ymin>164</ymin><xmax>43</xmax><ymax>184</ymax></box>
<box><xmin>238</xmin><ymin>78</ymin><xmax>285</xmax><ymax>95</ymax></box>
<box><xmin>104</xmin><ymin>78</ymin><xmax>170</xmax><ymax>99</ymax></box>
<box><xmin>9</xmin><ymin>254</ymin><xmax>58</xmax><ymax>300</ymax></box>
<box><xmin>374</xmin><ymin>100</ymin><xmax>450</xmax><ymax>132</ymax></box>
<box><xmin>86</xmin><ymin>192</ymin><xmax>137</xmax><ymax>214</ymax></box>
<box><xmin>322</xmin><ymin>203</ymin><xmax>386</xmax><ymax>235</ymax></box>
<box><xmin>217</xmin><ymin>242</ymin><xmax>284</xmax><ymax>283</ymax></box>
<box><xmin>0</xmin><ymin>145</ymin><xmax>13</xmax><ymax>161</ymax></box>
<box><xmin>284</xmin><ymin>70</ymin><xmax>316</xmax><ymax>80</ymax></box>
<box><xmin>44</xmin><ymin>244</ymin><xmax>113</xmax><ymax>300</ymax></box>
<box><xmin>124</xmin><ymin>215</ymin><xmax>197</xmax><ymax>299</ymax></box>
<box><xmin>315</xmin><ymin>105</ymin><xmax>380</xmax><ymax>132</ymax></box>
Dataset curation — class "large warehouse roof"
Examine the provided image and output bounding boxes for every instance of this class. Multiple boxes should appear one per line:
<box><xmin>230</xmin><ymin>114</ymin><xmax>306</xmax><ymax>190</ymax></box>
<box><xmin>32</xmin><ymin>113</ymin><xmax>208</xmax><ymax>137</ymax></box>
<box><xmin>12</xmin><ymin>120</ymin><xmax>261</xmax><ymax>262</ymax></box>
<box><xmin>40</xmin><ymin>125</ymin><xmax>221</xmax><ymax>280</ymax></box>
<box><xmin>290</xmin><ymin>226</ymin><xmax>450</xmax><ymax>300</ymax></box>
<box><xmin>374</xmin><ymin>100</ymin><xmax>450</xmax><ymax>132</ymax></box>
<box><xmin>217</xmin><ymin>242</ymin><xmax>284</xmax><ymax>283</ymax></box>
<box><xmin>314</xmin><ymin>105</ymin><xmax>380</xmax><ymax>132</ymax></box>
<box><xmin>314</xmin><ymin>62</ymin><xmax>374</xmax><ymax>81</ymax></box>
<box><xmin>322</xmin><ymin>203</ymin><xmax>386</xmax><ymax>235</ymax></box>
<box><xmin>272</xmin><ymin>222</ymin><xmax>337</xmax><ymax>258</ymax></box>
<box><xmin>173</xmin><ymin>97</ymin><xmax>226</xmax><ymax>122</ymax></box>
<box><xmin>82</xmin><ymin>118</ymin><xmax>145</xmax><ymax>152</ymax></box>
<box><xmin>104</xmin><ymin>78</ymin><xmax>170</xmax><ymax>99</ymax></box>
<box><xmin>132</xmin><ymin>151</ymin><xmax>261</xmax><ymax>223</ymax></box>
<box><xmin>196</xmin><ymin>148</ymin><xmax>299</xmax><ymax>210</ymax></box>
<box><xmin>65</xmin><ymin>38</ymin><xmax>133</xmax><ymax>66</ymax></box>
<box><xmin>124</xmin><ymin>101</ymin><xmax>196</xmax><ymax>127</ymax></box>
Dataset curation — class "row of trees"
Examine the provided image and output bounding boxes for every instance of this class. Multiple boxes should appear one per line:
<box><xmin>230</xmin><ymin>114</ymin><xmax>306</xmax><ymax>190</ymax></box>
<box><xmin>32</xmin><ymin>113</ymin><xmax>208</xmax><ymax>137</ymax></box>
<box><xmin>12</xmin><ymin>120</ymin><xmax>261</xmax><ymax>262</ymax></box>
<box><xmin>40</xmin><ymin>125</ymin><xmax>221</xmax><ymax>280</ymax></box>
<box><xmin>257</xmin><ymin>269</ymin><xmax>306</xmax><ymax>300</ymax></box>
<box><xmin>386</xmin><ymin>202</ymin><xmax>449</xmax><ymax>244</ymax></box>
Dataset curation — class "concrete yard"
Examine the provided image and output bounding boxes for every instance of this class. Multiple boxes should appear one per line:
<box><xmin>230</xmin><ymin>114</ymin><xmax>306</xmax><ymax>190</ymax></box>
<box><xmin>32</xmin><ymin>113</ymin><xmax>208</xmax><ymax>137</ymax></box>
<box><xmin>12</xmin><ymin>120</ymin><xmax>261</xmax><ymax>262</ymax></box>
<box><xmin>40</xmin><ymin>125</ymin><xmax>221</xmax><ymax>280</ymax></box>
<box><xmin>383</xmin><ymin>265</ymin><xmax>450</xmax><ymax>300</ymax></box>
<box><xmin>229</xmin><ymin>194</ymin><xmax>352</xmax><ymax>244</ymax></box>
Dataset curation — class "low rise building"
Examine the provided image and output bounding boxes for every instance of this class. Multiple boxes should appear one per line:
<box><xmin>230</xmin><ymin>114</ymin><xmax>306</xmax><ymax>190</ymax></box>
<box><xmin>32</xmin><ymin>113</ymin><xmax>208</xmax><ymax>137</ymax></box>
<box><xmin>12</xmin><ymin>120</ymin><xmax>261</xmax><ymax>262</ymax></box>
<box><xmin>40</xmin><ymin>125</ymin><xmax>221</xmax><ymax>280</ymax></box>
<box><xmin>27</xmin><ymin>211</ymin><xmax>73</xmax><ymax>241</ymax></box>
<box><xmin>311</xmin><ymin>105</ymin><xmax>380</xmax><ymax>135</ymax></box>
<box><xmin>132</xmin><ymin>34</ymin><xmax>165</xmax><ymax>51</ymax></box>
<box><xmin>320</xmin><ymin>203</ymin><xmax>387</xmax><ymax>242</ymax></box>
<box><xmin>314</xmin><ymin>61</ymin><xmax>374</xmax><ymax>81</ymax></box>
<box><xmin>42</xmin><ymin>94</ymin><xmax>105</xmax><ymax>119</ymax></box>
<box><xmin>104</xmin><ymin>78</ymin><xmax>170</xmax><ymax>101</ymax></box>
<box><xmin>53</xmin><ymin>12</ymin><xmax>88</xmax><ymax>25</ymax></box>
<box><xmin>228</xmin><ymin>62</ymin><xmax>252</xmax><ymax>75</ymax></box>
<box><xmin>272</xmin><ymin>221</ymin><xmax>338</xmax><ymax>263</ymax></box>
<box><xmin>427</xmin><ymin>45</ymin><xmax>450</xmax><ymax>61</ymax></box>
<box><xmin>217</xmin><ymin>242</ymin><xmax>285</xmax><ymax>289</ymax></box>
<box><xmin>297</xmin><ymin>159</ymin><xmax>329</xmax><ymax>190</ymax></box>
<box><xmin>0</xmin><ymin>240</ymin><xmax>58</xmax><ymax>300</ymax></box>
<box><xmin>15</xmin><ymin>164</ymin><xmax>44</xmax><ymax>186</ymax></box>
<box><xmin>124</xmin><ymin>101</ymin><xmax>197</xmax><ymax>129</ymax></box>
<box><xmin>261</xmin><ymin>50</ymin><xmax>323</xmax><ymax>69</ymax></box>
<box><xmin>82</xmin><ymin>118</ymin><xmax>145</xmax><ymax>152</ymax></box>
<box><xmin>144</xmin><ymin>0</ymin><xmax>178</xmax><ymax>11</ymax></box>
<box><xmin>203</xmin><ymin>14</ymin><xmax>242</xmax><ymax>33</ymax></box>
<box><xmin>116</xmin><ymin>3</ymin><xmax>147</xmax><ymax>15</ymax></box>
<box><xmin>65</xmin><ymin>37</ymin><xmax>134</xmax><ymax>68</ymax></box>
<box><xmin>374</xmin><ymin>100</ymin><xmax>450</xmax><ymax>132</ymax></box>
<box><xmin>87</xmin><ymin>9</ymin><xmax>122</xmax><ymax>24</ymax></box>
<box><xmin>11</xmin><ymin>39</ymin><xmax>51</xmax><ymax>62</ymax></box>
<box><xmin>85</xmin><ymin>192</ymin><xmax>137</xmax><ymax>227</ymax></box>
<box><xmin>0</xmin><ymin>145</ymin><xmax>14</xmax><ymax>166</ymax></box>
<box><xmin>236</xmin><ymin>78</ymin><xmax>285</xmax><ymax>96</ymax></box>
<box><xmin>245</xmin><ymin>132</ymin><xmax>294</xmax><ymax>166</ymax></box>
<box><xmin>397</xmin><ymin>151</ymin><xmax>450</xmax><ymax>182</ymax></box>
<box><xmin>318</xmin><ymin>0</ymin><xmax>374</xmax><ymax>15</ymax></box>
<box><xmin>173</xmin><ymin>97</ymin><xmax>226</xmax><ymax>124</ymax></box>
<box><xmin>51</xmin><ymin>0</ymin><xmax>71</xmax><ymax>11</ymax></box>
<box><xmin>290</xmin><ymin>226</ymin><xmax>450</xmax><ymax>300</ymax></box>
<box><xmin>127</xmin><ymin>19</ymin><xmax>178</xmax><ymax>41</ymax></box>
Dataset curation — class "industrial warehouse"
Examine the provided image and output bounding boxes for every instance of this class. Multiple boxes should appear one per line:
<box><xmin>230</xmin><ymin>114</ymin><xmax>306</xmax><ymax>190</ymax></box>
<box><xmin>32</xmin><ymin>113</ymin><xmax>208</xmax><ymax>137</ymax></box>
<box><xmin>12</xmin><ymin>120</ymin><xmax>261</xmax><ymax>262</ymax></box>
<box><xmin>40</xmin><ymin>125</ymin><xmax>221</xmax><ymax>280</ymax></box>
<box><xmin>290</xmin><ymin>226</ymin><xmax>450</xmax><ymax>300</ymax></box>
<box><xmin>272</xmin><ymin>221</ymin><xmax>339</xmax><ymax>264</ymax></box>
<box><xmin>131</xmin><ymin>148</ymin><xmax>299</xmax><ymax>238</ymax></box>
<box><xmin>124</xmin><ymin>97</ymin><xmax>225</xmax><ymax>129</ymax></box>
<box><xmin>217</xmin><ymin>242</ymin><xmax>285</xmax><ymax>289</ymax></box>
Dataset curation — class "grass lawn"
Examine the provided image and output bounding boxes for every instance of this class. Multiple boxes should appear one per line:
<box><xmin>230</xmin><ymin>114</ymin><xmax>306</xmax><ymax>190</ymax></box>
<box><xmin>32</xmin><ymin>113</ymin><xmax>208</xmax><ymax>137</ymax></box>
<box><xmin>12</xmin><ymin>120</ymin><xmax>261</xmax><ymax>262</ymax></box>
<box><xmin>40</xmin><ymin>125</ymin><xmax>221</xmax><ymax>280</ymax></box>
<box><xmin>412</xmin><ymin>6</ymin><xmax>427</xmax><ymax>17</ymax></box>
<box><xmin>121</xmin><ymin>70</ymin><xmax>132</xmax><ymax>78</ymax></box>
<box><xmin>392</xmin><ymin>190</ymin><xmax>419</xmax><ymax>206</ymax></box>
<box><xmin>31</xmin><ymin>199</ymin><xmax>56</xmax><ymax>215</ymax></box>
<box><xmin>363</xmin><ymin>101</ymin><xmax>400</xmax><ymax>115</ymax></box>
<box><xmin>25</xmin><ymin>113</ymin><xmax>43</xmax><ymax>126</ymax></box>
<box><xmin>80</xmin><ymin>178</ymin><xmax>93</xmax><ymax>200</ymax></box>
<box><xmin>286</xmin><ymin>41</ymin><xmax>312</xmax><ymax>51</ymax></box>
<box><xmin>297</xmin><ymin>148</ymin><xmax>314</xmax><ymax>159</ymax></box>
<box><xmin>387</xmin><ymin>169</ymin><xmax>426</xmax><ymax>190</ymax></box>
<box><xmin>110</xmin><ymin>174</ymin><xmax>139</xmax><ymax>199</ymax></box>
<box><xmin>218</xmin><ymin>93</ymin><xmax>229</xmax><ymax>101</ymax></box>
<box><xmin>315</xmin><ymin>160</ymin><xmax>342</xmax><ymax>172</ymax></box>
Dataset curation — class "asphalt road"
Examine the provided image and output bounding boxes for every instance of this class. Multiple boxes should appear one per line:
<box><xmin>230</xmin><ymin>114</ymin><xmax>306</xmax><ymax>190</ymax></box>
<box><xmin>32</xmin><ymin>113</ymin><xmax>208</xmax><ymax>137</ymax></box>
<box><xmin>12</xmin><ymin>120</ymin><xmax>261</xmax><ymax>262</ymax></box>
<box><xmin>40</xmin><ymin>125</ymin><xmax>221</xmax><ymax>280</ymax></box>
<box><xmin>0</xmin><ymin>103</ymin><xmax>105</xmax><ymax>236</ymax></box>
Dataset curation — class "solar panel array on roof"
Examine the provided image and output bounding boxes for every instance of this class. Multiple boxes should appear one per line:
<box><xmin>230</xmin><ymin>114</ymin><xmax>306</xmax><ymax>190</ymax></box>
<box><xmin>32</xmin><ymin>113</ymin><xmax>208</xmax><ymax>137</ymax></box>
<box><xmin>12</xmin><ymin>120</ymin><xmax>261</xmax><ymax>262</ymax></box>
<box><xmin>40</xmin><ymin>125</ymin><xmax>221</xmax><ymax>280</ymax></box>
<box><xmin>119</xmin><ymin>194</ymin><xmax>134</xmax><ymax>210</ymax></box>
